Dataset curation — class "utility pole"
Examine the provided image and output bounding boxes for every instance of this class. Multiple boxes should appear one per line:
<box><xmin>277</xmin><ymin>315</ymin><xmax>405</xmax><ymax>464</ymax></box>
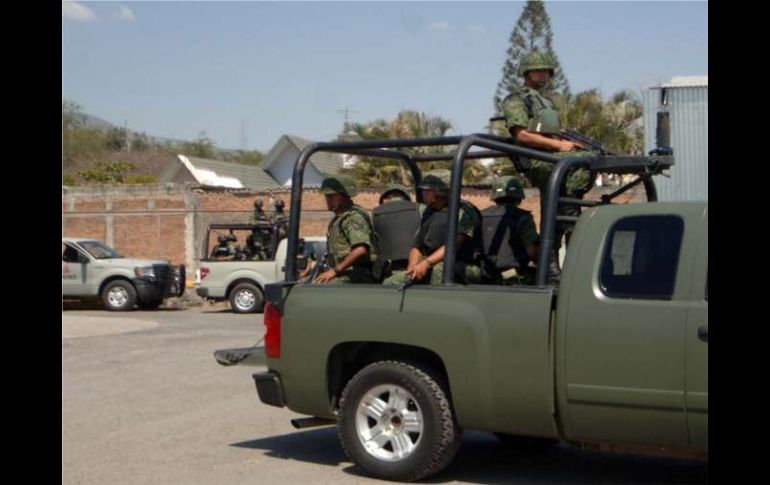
<box><xmin>240</xmin><ymin>119</ymin><xmax>248</xmax><ymax>151</ymax></box>
<box><xmin>336</xmin><ymin>107</ymin><xmax>359</xmax><ymax>134</ymax></box>
<box><xmin>124</xmin><ymin>120</ymin><xmax>131</xmax><ymax>152</ymax></box>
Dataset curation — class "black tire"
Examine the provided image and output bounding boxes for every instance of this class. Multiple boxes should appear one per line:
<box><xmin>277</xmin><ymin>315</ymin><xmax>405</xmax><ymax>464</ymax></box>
<box><xmin>101</xmin><ymin>280</ymin><xmax>137</xmax><ymax>311</ymax></box>
<box><xmin>228</xmin><ymin>282</ymin><xmax>263</xmax><ymax>313</ymax></box>
<box><xmin>337</xmin><ymin>361</ymin><xmax>462</xmax><ymax>482</ymax></box>
<box><xmin>493</xmin><ymin>432</ymin><xmax>558</xmax><ymax>449</ymax></box>
<box><xmin>137</xmin><ymin>299</ymin><xmax>163</xmax><ymax>310</ymax></box>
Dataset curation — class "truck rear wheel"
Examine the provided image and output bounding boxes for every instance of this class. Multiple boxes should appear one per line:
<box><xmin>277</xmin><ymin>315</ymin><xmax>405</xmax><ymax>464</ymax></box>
<box><xmin>228</xmin><ymin>282</ymin><xmax>263</xmax><ymax>313</ymax></box>
<box><xmin>101</xmin><ymin>280</ymin><xmax>137</xmax><ymax>311</ymax></box>
<box><xmin>337</xmin><ymin>361</ymin><xmax>461</xmax><ymax>482</ymax></box>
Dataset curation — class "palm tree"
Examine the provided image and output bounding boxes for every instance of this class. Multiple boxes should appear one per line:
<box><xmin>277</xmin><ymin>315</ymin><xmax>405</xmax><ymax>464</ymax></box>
<box><xmin>342</xmin><ymin>110</ymin><xmax>458</xmax><ymax>187</ymax></box>
<box><xmin>560</xmin><ymin>89</ymin><xmax>643</xmax><ymax>155</ymax></box>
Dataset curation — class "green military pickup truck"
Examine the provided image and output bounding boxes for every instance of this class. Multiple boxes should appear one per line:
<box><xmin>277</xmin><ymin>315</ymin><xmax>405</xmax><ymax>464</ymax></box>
<box><xmin>215</xmin><ymin>133</ymin><xmax>707</xmax><ymax>481</ymax></box>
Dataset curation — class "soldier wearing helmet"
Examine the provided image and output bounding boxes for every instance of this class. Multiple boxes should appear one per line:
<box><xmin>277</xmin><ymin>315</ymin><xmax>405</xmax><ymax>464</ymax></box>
<box><xmin>480</xmin><ymin>176</ymin><xmax>540</xmax><ymax>285</ymax></box>
<box><xmin>250</xmin><ymin>199</ymin><xmax>269</xmax><ymax>223</ymax></box>
<box><xmin>211</xmin><ymin>233</ymin><xmax>238</xmax><ymax>260</ymax></box>
<box><xmin>372</xmin><ymin>184</ymin><xmax>421</xmax><ymax>280</ymax></box>
<box><xmin>500</xmin><ymin>50</ymin><xmax>595</xmax><ymax>281</ymax></box>
<box><xmin>313</xmin><ymin>175</ymin><xmax>378</xmax><ymax>284</ymax></box>
<box><xmin>383</xmin><ymin>169</ymin><xmax>482</xmax><ymax>286</ymax></box>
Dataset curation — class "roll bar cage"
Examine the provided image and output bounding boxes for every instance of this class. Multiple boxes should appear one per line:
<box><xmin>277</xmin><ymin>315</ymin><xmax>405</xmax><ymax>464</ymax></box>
<box><xmin>284</xmin><ymin>134</ymin><xmax>673</xmax><ymax>286</ymax></box>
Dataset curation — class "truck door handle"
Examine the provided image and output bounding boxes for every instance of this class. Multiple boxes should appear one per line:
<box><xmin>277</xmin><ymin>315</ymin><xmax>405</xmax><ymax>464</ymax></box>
<box><xmin>697</xmin><ymin>325</ymin><xmax>708</xmax><ymax>342</ymax></box>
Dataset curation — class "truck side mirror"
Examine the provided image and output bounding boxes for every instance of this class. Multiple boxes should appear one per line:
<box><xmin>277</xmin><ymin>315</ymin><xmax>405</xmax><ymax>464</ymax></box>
<box><xmin>78</xmin><ymin>253</ymin><xmax>90</xmax><ymax>264</ymax></box>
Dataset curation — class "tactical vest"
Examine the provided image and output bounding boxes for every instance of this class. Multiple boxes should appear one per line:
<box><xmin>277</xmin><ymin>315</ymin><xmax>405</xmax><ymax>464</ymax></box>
<box><xmin>416</xmin><ymin>202</ymin><xmax>481</xmax><ymax>264</ymax></box>
<box><xmin>481</xmin><ymin>205</ymin><xmax>532</xmax><ymax>270</ymax></box>
<box><xmin>327</xmin><ymin>204</ymin><xmax>378</xmax><ymax>267</ymax></box>
<box><xmin>372</xmin><ymin>200</ymin><xmax>420</xmax><ymax>263</ymax></box>
<box><xmin>505</xmin><ymin>87</ymin><xmax>561</xmax><ymax>135</ymax></box>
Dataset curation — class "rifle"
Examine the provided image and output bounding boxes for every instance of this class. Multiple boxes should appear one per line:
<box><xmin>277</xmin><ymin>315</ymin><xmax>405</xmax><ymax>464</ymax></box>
<box><xmin>398</xmin><ymin>276</ymin><xmax>414</xmax><ymax>312</ymax></box>
<box><xmin>559</xmin><ymin>128</ymin><xmax>620</xmax><ymax>156</ymax></box>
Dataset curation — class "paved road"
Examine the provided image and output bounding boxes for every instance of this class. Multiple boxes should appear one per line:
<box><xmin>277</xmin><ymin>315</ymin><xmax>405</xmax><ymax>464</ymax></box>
<box><xmin>62</xmin><ymin>308</ymin><xmax>706</xmax><ymax>484</ymax></box>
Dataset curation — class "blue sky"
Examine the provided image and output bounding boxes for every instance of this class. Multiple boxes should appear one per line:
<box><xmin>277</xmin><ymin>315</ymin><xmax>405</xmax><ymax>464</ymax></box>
<box><xmin>62</xmin><ymin>1</ymin><xmax>708</xmax><ymax>152</ymax></box>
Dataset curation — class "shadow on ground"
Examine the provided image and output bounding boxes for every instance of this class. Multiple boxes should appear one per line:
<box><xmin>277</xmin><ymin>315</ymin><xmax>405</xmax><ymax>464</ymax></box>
<box><xmin>62</xmin><ymin>300</ymin><xmax>186</xmax><ymax>312</ymax></box>
<box><xmin>231</xmin><ymin>427</ymin><xmax>345</xmax><ymax>467</ymax></box>
<box><xmin>234</xmin><ymin>429</ymin><xmax>706</xmax><ymax>484</ymax></box>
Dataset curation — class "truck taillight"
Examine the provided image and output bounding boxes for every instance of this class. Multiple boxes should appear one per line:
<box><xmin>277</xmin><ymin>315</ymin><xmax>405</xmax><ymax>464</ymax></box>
<box><xmin>264</xmin><ymin>302</ymin><xmax>281</xmax><ymax>359</ymax></box>
<box><xmin>200</xmin><ymin>267</ymin><xmax>210</xmax><ymax>280</ymax></box>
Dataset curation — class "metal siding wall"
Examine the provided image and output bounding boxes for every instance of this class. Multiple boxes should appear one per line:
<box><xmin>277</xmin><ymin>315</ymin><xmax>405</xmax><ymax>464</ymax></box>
<box><xmin>643</xmin><ymin>86</ymin><xmax>708</xmax><ymax>201</ymax></box>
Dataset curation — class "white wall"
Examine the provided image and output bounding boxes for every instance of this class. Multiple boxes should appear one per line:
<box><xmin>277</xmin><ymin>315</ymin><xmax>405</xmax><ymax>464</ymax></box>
<box><xmin>268</xmin><ymin>145</ymin><xmax>325</xmax><ymax>187</ymax></box>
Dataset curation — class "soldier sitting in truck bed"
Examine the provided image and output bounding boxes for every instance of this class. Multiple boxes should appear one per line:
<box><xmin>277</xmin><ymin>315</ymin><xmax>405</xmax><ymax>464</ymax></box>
<box><xmin>384</xmin><ymin>169</ymin><xmax>482</xmax><ymax>285</ymax></box>
<box><xmin>480</xmin><ymin>176</ymin><xmax>540</xmax><ymax>285</ymax></box>
<box><xmin>372</xmin><ymin>184</ymin><xmax>421</xmax><ymax>281</ymax></box>
<box><xmin>242</xmin><ymin>231</ymin><xmax>269</xmax><ymax>261</ymax></box>
<box><xmin>211</xmin><ymin>234</ymin><xmax>238</xmax><ymax>260</ymax></box>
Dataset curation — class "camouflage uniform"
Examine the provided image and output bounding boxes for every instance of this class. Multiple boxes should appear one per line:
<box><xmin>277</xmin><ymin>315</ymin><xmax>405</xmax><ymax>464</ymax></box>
<box><xmin>501</xmin><ymin>87</ymin><xmax>595</xmax><ymax>199</ymax></box>
<box><xmin>321</xmin><ymin>175</ymin><xmax>378</xmax><ymax>284</ymax></box>
<box><xmin>502</xmin><ymin>51</ymin><xmax>596</xmax><ymax>252</ymax></box>
<box><xmin>250</xmin><ymin>200</ymin><xmax>269</xmax><ymax>224</ymax></box>
<box><xmin>326</xmin><ymin>202</ymin><xmax>378</xmax><ymax>284</ymax></box>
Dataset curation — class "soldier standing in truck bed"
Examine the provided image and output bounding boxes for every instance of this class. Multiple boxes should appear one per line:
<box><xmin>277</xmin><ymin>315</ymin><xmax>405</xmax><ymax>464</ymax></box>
<box><xmin>500</xmin><ymin>50</ymin><xmax>596</xmax><ymax>280</ymax></box>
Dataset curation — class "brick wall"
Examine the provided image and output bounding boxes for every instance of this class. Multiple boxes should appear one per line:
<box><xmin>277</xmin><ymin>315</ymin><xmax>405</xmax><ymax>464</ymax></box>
<box><xmin>62</xmin><ymin>183</ymin><xmax>645</xmax><ymax>280</ymax></box>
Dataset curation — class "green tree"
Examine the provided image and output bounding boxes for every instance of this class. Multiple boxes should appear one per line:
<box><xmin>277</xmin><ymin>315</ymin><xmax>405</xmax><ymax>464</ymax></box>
<box><xmin>105</xmin><ymin>126</ymin><xmax>128</xmax><ymax>151</ymax></box>
<box><xmin>493</xmin><ymin>0</ymin><xmax>570</xmax><ymax>113</ymax></box>
<box><xmin>561</xmin><ymin>89</ymin><xmax>643</xmax><ymax>155</ymax></box>
<box><xmin>63</xmin><ymin>99</ymin><xmax>107</xmax><ymax>167</ymax></box>
<box><xmin>179</xmin><ymin>131</ymin><xmax>216</xmax><ymax>158</ymax></box>
<box><xmin>339</xmin><ymin>110</ymin><xmax>480</xmax><ymax>187</ymax></box>
<box><xmin>62</xmin><ymin>99</ymin><xmax>85</xmax><ymax>132</ymax></box>
<box><xmin>131</xmin><ymin>132</ymin><xmax>152</xmax><ymax>151</ymax></box>
<box><xmin>62</xmin><ymin>173</ymin><xmax>79</xmax><ymax>186</ymax></box>
<box><xmin>227</xmin><ymin>149</ymin><xmax>265</xmax><ymax>166</ymax></box>
<box><xmin>124</xmin><ymin>174</ymin><xmax>158</xmax><ymax>184</ymax></box>
<box><xmin>77</xmin><ymin>161</ymin><xmax>136</xmax><ymax>184</ymax></box>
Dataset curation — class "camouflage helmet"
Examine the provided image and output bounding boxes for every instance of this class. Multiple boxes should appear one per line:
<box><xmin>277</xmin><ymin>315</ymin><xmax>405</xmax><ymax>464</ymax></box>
<box><xmin>418</xmin><ymin>169</ymin><xmax>452</xmax><ymax>197</ymax></box>
<box><xmin>379</xmin><ymin>184</ymin><xmax>412</xmax><ymax>204</ymax></box>
<box><xmin>274</xmin><ymin>199</ymin><xmax>285</xmax><ymax>211</ymax></box>
<box><xmin>253</xmin><ymin>199</ymin><xmax>263</xmax><ymax>208</ymax></box>
<box><xmin>490</xmin><ymin>176</ymin><xmax>525</xmax><ymax>201</ymax></box>
<box><xmin>320</xmin><ymin>174</ymin><xmax>358</xmax><ymax>197</ymax></box>
<box><xmin>518</xmin><ymin>51</ymin><xmax>556</xmax><ymax>77</ymax></box>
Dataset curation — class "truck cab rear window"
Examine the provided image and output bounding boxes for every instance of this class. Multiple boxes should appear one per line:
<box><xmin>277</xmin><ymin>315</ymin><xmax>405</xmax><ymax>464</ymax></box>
<box><xmin>599</xmin><ymin>215</ymin><xmax>684</xmax><ymax>300</ymax></box>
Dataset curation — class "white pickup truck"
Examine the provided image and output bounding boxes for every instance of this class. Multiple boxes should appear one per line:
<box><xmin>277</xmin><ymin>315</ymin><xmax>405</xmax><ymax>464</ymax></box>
<box><xmin>62</xmin><ymin>237</ymin><xmax>185</xmax><ymax>311</ymax></box>
<box><xmin>195</xmin><ymin>222</ymin><xmax>325</xmax><ymax>313</ymax></box>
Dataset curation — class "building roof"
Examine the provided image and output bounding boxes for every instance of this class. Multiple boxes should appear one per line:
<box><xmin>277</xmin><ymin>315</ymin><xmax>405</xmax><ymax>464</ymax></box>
<box><xmin>177</xmin><ymin>155</ymin><xmax>281</xmax><ymax>190</ymax></box>
<box><xmin>660</xmin><ymin>75</ymin><xmax>708</xmax><ymax>88</ymax></box>
<box><xmin>283</xmin><ymin>135</ymin><xmax>345</xmax><ymax>175</ymax></box>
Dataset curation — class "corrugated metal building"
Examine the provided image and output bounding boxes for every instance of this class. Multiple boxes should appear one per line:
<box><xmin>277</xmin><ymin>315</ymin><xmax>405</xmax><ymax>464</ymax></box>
<box><xmin>642</xmin><ymin>76</ymin><xmax>708</xmax><ymax>201</ymax></box>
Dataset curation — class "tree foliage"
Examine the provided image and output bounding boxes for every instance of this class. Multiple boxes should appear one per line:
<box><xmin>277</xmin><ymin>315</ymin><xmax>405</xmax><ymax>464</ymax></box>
<box><xmin>224</xmin><ymin>149</ymin><xmax>265</xmax><ymax>166</ymax></box>
<box><xmin>559</xmin><ymin>89</ymin><xmax>644</xmax><ymax>155</ymax></box>
<box><xmin>493</xmin><ymin>0</ymin><xmax>570</xmax><ymax>113</ymax></box>
<box><xmin>339</xmin><ymin>110</ymin><xmax>490</xmax><ymax>187</ymax></box>
<box><xmin>77</xmin><ymin>161</ymin><xmax>137</xmax><ymax>184</ymax></box>
<box><xmin>178</xmin><ymin>131</ymin><xmax>217</xmax><ymax>159</ymax></box>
